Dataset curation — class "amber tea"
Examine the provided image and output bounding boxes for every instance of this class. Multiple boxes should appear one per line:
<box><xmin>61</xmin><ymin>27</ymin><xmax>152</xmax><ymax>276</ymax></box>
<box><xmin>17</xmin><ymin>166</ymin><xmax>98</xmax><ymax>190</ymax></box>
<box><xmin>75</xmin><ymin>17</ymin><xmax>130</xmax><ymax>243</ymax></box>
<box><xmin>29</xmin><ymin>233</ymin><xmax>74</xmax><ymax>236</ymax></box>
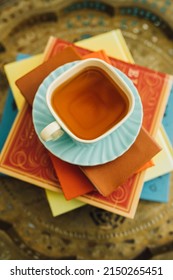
<box><xmin>50</xmin><ymin>66</ymin><xmax>129</xmax><ymax>140</ymax></box>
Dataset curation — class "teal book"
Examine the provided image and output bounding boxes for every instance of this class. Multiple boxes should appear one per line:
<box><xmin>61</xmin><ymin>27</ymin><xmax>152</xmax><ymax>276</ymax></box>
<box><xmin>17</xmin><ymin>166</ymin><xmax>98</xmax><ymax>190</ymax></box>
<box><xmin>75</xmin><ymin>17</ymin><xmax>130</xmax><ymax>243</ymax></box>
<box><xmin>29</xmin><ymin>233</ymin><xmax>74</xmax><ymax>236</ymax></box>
<box><xmin>141</xmin><ymin>85</ymin><xmax>173</xmax><ymax>202</ymax></box>
<box><xmin>0</xmin><ymin>89</ymin><xmax>18</xmax><ymax>151</ymax></box>
<box><xmin>0</xmin><ymin>54</ymin><xmax>29</xmax><ymax>172</ymax></box>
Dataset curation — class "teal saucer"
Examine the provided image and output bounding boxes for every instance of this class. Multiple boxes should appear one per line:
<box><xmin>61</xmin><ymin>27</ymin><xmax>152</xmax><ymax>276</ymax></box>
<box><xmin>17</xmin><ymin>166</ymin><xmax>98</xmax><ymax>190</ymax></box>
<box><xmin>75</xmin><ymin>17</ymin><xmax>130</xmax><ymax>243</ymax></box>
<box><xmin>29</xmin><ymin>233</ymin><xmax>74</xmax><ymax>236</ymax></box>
<box><xmin>32</xmin><ymin>61</ymin><xmax>143</xmax><ymax>166</ymax></box>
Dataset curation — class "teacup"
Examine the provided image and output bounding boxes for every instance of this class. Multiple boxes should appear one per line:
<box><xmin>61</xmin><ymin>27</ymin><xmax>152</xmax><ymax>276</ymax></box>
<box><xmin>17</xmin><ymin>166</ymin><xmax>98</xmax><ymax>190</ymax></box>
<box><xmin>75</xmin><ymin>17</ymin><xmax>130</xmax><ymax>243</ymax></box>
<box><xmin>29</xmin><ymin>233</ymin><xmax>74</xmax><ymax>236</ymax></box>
<box><xmin>40</xmin><ymin>58</ymin><xmax>135</xmax><ymax>144</ymax></box>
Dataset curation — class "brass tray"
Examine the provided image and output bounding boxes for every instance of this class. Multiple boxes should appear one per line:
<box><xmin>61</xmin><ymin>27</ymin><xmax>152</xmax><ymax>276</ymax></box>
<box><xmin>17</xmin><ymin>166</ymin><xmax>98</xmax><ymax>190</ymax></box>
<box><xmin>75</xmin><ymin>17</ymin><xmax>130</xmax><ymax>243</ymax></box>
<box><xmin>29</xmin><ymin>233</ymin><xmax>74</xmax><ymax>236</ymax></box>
<box><xmin>0</xmin><ymin>0</ymin><xmax>173</xmax><ymax>260</ymax></box>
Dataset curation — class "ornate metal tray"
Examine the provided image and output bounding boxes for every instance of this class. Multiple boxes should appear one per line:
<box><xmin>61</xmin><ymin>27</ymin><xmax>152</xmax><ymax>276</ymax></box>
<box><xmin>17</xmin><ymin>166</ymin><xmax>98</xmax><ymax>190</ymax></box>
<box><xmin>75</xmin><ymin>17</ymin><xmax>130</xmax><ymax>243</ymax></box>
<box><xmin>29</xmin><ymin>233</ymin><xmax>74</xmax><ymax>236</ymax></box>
<box><xmin>0</xmin><ymin>0</ymin><xmax>173</xmax><ymax>260</ymax></box>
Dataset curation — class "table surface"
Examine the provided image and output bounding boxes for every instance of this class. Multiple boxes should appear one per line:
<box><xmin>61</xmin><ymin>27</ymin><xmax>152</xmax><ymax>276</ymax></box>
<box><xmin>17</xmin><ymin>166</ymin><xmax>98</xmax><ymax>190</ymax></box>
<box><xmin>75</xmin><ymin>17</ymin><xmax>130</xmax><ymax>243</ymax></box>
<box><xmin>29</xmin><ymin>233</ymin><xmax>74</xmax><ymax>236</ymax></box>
<box><xmin>0</xmin><ymin>0</ymin><xmax>173</xmax><ymax>260</ymax></box>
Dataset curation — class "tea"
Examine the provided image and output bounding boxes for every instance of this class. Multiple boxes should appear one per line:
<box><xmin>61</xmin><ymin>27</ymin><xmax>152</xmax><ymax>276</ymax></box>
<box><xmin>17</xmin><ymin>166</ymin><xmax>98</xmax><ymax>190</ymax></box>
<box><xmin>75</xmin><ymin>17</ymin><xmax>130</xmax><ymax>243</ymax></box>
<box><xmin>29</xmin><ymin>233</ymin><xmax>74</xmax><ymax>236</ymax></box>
<box><xmin>51</xmin><ymin>66</ymin><xmax>129</xmax><ymax>140</ymax></box>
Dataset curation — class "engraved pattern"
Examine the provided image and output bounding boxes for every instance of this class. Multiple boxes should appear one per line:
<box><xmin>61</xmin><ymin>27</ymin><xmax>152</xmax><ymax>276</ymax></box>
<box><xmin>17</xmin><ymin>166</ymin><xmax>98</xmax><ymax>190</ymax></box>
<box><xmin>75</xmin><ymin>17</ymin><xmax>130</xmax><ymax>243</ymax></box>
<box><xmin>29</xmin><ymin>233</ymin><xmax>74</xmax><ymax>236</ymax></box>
<box><xmin>2</xmin><ymin>106</ymin><xmax>59</xmax><ymax>185</ymax></box>
<box><xmin>110</xmin><ymin>185</ymin><xmax>131</xmax><ymax>204</ymax></box>
<box><xmin>110</xmin><ymin>59</ymin><xmax>167</xmax><ymax>132</ymax></box>
<box><xmin>1</xmin><ymin>0</ymin><xmax>173</xmax><ymax>260</ymax></box>
<box><xmin>85</xmin><ymin>175</ymin><xmax>136</xmax><ymax>213</ymax></box>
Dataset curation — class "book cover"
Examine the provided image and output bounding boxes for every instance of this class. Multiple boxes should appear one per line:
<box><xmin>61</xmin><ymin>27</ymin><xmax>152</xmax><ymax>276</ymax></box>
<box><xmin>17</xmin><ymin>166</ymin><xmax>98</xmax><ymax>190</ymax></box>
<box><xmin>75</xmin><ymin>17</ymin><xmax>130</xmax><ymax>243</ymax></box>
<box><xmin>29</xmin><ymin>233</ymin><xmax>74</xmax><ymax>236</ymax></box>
<box><xmin>75</xmin><ymin>29</ymin><xmax>134</xmax><ymax>63</ymax></box>
<box><xmin>141</xmin><ymin>174</ymin><xmax>171</xmax><ymax>203</ymax></box>
<box><xmin>81</xmin><ymin>127</ymin><xmax>161</xmax><ymax>197</ymax></box>
<box><xmin>1</xmin><ymin>39</ymin><xmax>172</xmax><ymax>218</ymax></box>
<box><xmin>45</xmin><ymin>190</ymin><xmax>85</xmax><ymax>217</ymax></box>
<box><xmin>0</xmin><ymin>89</ymin><xmax>18</xmax><ymax>152</ymax></box>
<box><xmin>4</xmin><ymin>54</ymin><xmax>43</xmax><ymax>110</ymax></box>
<box><xmin>0</xmin><ymin>88</ymin><xmax>18</xmax><ymax>178</ymax></box>
<box><xmin>15</xmin><ymin>46</ymin><xmax>83</xmax><ymax>106</ymax></box>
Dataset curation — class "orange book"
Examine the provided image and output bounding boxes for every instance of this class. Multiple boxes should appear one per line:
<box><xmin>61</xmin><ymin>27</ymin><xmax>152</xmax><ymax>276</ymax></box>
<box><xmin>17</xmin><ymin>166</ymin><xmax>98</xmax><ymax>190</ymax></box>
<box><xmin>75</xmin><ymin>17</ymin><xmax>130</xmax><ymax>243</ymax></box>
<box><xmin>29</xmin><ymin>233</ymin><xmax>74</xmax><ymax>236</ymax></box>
<box><xmin>83</xmin><ymin>49</ymin><xmax>111</xmax><ymax>63</ymax></box>
<box><xmin>50</xmin><ymin>154</ymin><xmax>94</xmax><ymax>200</ymax></box>
<box><xmin>15</xmin><ymin>46</ymin><xmax>83</xmax><ymax>106</ymax></box>
<box><xmin>82</xmin><ymin>128</ymin><xmax>160</xmax><ymax>196</ymax></box>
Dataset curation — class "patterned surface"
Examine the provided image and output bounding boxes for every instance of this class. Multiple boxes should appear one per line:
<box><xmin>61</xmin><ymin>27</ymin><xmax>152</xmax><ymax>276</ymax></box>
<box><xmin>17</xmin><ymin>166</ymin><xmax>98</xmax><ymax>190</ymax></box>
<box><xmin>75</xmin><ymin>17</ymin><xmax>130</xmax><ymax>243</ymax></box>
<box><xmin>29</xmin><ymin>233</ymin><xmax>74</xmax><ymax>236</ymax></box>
<box><xmin>0</xmin><ymin>0</ymin><xmax>173</xmax><ymax>259</ymax></box>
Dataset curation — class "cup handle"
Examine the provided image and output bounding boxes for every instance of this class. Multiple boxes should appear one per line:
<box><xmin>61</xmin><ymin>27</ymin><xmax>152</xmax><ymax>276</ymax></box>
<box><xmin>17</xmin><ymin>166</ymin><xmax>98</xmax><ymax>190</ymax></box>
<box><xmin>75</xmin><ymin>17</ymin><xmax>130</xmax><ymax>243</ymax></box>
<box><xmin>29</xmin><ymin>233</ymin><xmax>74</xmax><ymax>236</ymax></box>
<box><xmin>40</xmin><ymin>121</ymin><xmax>64</xmax><ymax>142</ymax></box>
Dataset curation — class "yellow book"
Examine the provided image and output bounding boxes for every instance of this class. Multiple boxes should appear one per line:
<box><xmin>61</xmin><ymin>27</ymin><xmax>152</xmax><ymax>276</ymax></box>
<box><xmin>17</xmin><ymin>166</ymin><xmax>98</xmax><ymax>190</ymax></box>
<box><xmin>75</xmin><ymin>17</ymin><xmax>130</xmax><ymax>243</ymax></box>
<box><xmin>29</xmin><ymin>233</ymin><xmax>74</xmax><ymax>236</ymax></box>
<box><xmin>4</xmin><ymin>54</ymin><xmax>43</xmax><ymax>110</ymax></box>
<box><xmin>75</xmin><ymin>29</ymin><xmax>134</xmax><ymax>63</ymax></box>
<box><xmin>45</xmin><ymin>191</ymin><xmax>85</xmax><ymax>217</ymax></box>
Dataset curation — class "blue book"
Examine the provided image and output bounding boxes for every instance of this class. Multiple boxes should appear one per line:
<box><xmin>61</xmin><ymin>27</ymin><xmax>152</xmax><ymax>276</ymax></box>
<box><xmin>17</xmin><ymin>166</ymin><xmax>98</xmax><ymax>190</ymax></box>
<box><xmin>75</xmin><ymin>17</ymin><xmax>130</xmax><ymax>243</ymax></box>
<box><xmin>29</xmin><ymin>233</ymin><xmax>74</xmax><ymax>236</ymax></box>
<box><xmin>141</xmin><ymin>84</ymin><xmax>173</xmax><ymax>202</ymax></box>
<box><xmin>0</xmin><ymin>89</ymin><xmax>18</xmax><ymax>151</ymax></box>
<box><xmin>0</xmin><ymin>54</ymin><xmax>30</xmax><ymax>150</ymax></box>
<box><xmin>0</xmin><ymin>89</ymin><xmax>18</xmax><ymax>176</ymax></box>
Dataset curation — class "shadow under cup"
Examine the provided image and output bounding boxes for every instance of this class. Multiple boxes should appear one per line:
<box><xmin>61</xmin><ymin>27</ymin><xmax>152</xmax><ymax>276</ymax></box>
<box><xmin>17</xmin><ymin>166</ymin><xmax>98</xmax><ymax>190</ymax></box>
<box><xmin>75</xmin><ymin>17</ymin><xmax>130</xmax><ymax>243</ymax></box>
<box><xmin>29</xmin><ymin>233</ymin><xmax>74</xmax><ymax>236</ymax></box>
<box><xmin>45</xmin><ymin>59</ymin><xmax>135</xmax><ymax>144</ymax></box>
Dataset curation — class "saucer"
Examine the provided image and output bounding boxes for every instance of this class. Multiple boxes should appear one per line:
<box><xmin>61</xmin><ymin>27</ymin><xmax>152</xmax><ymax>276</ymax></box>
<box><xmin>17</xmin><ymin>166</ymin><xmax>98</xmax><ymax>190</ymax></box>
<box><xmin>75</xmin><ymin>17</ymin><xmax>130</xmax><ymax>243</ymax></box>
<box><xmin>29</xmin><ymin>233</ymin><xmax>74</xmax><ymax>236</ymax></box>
<box><xmin>32</xmin><ymin>61</ymin><xmax>143</xmax><ymax>166</ymax></box>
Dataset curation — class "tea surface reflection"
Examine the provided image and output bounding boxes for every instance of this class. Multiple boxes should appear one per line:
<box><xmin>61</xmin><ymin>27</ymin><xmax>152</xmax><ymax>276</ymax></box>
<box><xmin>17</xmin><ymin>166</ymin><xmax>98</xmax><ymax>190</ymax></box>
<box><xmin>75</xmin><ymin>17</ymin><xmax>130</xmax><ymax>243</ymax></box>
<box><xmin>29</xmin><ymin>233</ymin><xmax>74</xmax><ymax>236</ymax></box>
<box><xmin>51</xmin><ymin>66</ymin><xmax>129</xmax><ymax>140</ymax></box>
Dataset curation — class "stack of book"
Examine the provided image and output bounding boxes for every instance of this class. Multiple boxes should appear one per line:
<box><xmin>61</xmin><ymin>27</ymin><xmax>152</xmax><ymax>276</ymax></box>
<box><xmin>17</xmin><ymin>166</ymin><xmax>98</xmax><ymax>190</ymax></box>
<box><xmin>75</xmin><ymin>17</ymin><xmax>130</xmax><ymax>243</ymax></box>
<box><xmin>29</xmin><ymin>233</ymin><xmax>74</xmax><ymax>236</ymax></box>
<box><xmin>0</xmin><ymin>30</ymin><xmax>173</xmax><ymax>218</ymax></box>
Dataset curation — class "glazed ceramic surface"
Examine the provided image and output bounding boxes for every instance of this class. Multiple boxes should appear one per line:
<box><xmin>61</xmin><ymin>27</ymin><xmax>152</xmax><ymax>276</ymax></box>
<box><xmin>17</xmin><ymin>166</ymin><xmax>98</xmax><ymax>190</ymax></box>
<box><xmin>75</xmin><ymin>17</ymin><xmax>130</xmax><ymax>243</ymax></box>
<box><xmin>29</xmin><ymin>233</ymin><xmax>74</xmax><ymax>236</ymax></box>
<box><xmin>33</xmin><ymin>60</ymin><xmax>143</xmax><ymax>166</ymax></box>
